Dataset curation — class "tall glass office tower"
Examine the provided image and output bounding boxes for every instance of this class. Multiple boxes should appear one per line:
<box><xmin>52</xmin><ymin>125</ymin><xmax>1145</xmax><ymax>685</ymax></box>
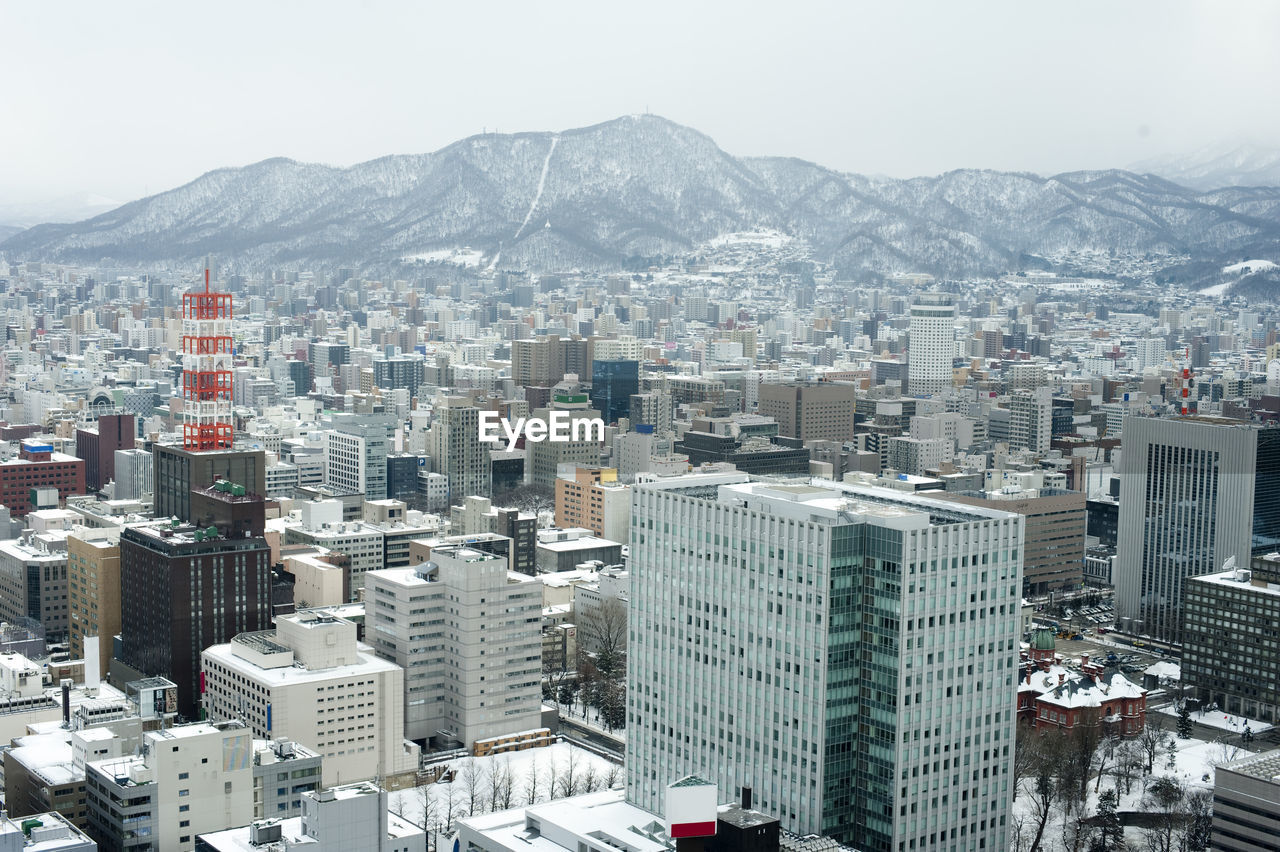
<box><xmin>626</xmin><ymin>473</ymin><xmax>1023</xmax><ymax>852</ymax></box>
<box><xmin>590</xmin><ymin>359</ymin><xmax>640</xmax><ymax>425</ymax></box>
<box><xmin>1115</xmin><ymin>415</ymin><xmax>1280</xmax><ymax>645</ymax></box>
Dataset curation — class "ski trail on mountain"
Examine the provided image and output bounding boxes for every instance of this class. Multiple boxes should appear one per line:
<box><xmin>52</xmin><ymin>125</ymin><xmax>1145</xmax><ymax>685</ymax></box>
<box><xmin>514</xmin><ymin>135</ymin><xmax>558</xmax><ymax>240</ymax></box>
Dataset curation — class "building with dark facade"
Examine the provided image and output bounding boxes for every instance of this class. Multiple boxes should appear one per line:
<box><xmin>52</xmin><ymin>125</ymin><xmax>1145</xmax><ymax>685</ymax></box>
<box><xmin>152</xmin><ymin>444</ymin><xmax>266</xmax><ymax>524</ymax></box>
<box><xmin>0</xmin><ymin>440</ymin><xmax>86</xmax><ymax>517</ymax></box>
<box><xmin>1086</xmin><ymin>497</ymin><xmax>1119</xmax><ymax>548</ymax></box>
<box><xmin>386</xmin><ymin>453</ymin><xmax>422</xmax><ymax>504</ymax></box>
<box><xmin>75</xmin><ymin>413</ymin><xmax>135</xmax><ymax>493</ymax></box>
<box><xmin>119</xmin><ymin>485</ymin><xmax>272</xmax><ymax>717</ymax></box>
<box><xmin>673</xmin><ymin>432</ymin><xmax>809</xmax><ymax>476</ymax></box>
<box><xmin>1182</xmin><ymin>555</ymin><xmax>1280</xmax><ymax>724</ymax></box>
<box><xmin>589</xmin><ymin>360</ymin><xmax>640</xmax><ymax>425</ymax></box>
<box><xmin>373</xmin><ymin>355</ymin><xmax>423</xmax><ymax>400</ymax></box>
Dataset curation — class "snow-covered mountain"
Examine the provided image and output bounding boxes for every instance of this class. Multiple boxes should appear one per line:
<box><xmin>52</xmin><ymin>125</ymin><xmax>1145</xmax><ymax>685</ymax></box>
<box><xmin>1132</xmin><ymin>142</ymin><xmax>1280</xmax><ymax>191</ymax></box>
<box><xmin>5</xmin><ymin>115</ymin><xmax>1280</xmax><ymax>280</ymax></box>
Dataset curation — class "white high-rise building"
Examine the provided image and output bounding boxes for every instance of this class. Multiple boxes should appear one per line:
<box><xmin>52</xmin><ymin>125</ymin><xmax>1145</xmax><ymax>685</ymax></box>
<box><xmin>1008</xmin><ymin>387</ymin><xmax>1052</xmax><ymax>453</ymax></box>
<box><xmin>201</xmin><ymin>612</ymin><xmax>420</xmax><ymax>788</ymax></box>
<box><xmin>627</xmin><ymin>472</ymin><xmax>1023</xmax><ymax>851</ymax></box>
<box><xmin>364</xmin><ymin>543</ymin><xmax>543</xmax><ymax>748</ymax></box>
<box><xmin>427</xmin><ymin>397</ymin><xmax>492</xmax><ymax>501</ymax></box>
<box><xmin>324</xmin><ymin>415</ymin><xmax>388</xmax><ymax>499</ymax></box>
<box><xmin>1134</xmin><ymin>338</ymin><xmax>1166</xmax><ymax>372</ymax></box>
<box><xmin>907</xmin><ymin>293</ymin><xmax>956</xmax><ymax>397</ymax></box>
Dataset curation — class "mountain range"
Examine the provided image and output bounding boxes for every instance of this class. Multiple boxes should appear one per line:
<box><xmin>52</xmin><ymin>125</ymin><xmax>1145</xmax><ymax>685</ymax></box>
<box><xmin>4</xmin><ymin>115</ymin><xmax>1280</xmax><ymax>283</ymax></box>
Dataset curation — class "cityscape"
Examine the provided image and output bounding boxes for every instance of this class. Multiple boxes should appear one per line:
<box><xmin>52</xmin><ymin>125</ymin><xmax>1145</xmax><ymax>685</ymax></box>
<box><xmin>1</xmin><ymin>4</ymin><xmax>1280</xmax><ymax>852</ymax></box>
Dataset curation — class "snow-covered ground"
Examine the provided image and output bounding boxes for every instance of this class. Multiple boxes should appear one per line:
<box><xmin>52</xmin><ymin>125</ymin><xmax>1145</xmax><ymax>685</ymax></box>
<box><xmin>401</xmin><ymin>247</ymin><xmax>486</xmax><ymax>267</ymax></box>
<box><xmin>1221</xmin><ymin>259</ymin><xmax>1276</xmax><ymax>275</ymax></box>
<box><xmin>705</xmin><ymin>230</ymin><xmax>793</xmax><ymax>248</ymax></box>
<box><xmin>1198</xmin><ymin>281</ymin><xmax>1232</xmax><ymax>297</ymax></box>
<box><xmin>1011</xmin><ymin>732</ymin><xmax>1248</xmax><ymax>851</ymax></box>
<box><xmin>1152</xmin><ymin>706</ymin><xmax>1274</xmax><ymax>734</ymax></box>
<box><xmin>389</xmin><ymin>742</ymin><xmax>621</xmax><ymax>831</ymax></box>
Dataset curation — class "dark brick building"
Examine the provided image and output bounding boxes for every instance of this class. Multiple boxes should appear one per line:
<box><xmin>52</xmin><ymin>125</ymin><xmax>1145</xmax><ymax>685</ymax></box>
<box><xmin>120</xmin><ymin>484</ymin><xmax>271</xmax><ymax>717</ymax></box>
<box><xmin>75</xmin><ymin>413</ymin><xmax>135</xmax><ymax>492</ymax></box>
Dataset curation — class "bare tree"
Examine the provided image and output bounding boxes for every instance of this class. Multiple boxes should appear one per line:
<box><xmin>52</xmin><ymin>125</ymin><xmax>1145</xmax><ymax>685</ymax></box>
<box><xmin>488</xmin><ymin>757</ymin><xmax>510</xmax><ymax>813</ymax></box>
<box><xmin>1028</xmin><ymin>769</ymin><xmax>1056</xmax><ymax>852</ymax></box>
<box><xmin>1010</xmin><ymin>813</ymin><xmax>1030</xmax><ymax>852</ymax></box>
<box><xmin>492</xmin><ymin>757</ymin><xmax>515</xmax><ymax>811</ymax></box>
<box><xmin>1209</xmin><ymin>736</ymin><xmax>1242</xmax><ymax>767</ymax></box>
<box><xmin>1139</xmin><ymin>716</ymin><xmax>1167</xmax><ymax>774</ymax></box>
<box><xmin>458</xmin><ymin>760</ymin><xmax>487</xmax><ymax>817</ymax></box>
<box><xmin>603</xmin><ymin>763</ymin><xmax>622</xmax><ymax>789</ymax></box>
<box><xmin>1140</xmin><ymin>776</ymin><xmax>1185</xmax><ymax>852</ymax></box>
<box><xmin>1013</xmin><ymin>724</ymin><xmax>1040</xmax><ymax>801</ymax></box>
<box><xmin>522</xmin><ymin>755</ymin><xmax>542</xmax><ymax>805</ymax></box>
<box><xmin>547</xmin><ymin>755</ymin><xmax>563</xmax><ymax>800</ymax></box>
<box><xmin>579</xmin><ymin>598</ymin><xmax>628</xmax><ymax>676</ymax></box>
<box><xmin>1111</xmin><ymin>739</ymin><xmax>1143</xmax><ymax>797</ymax></box>
<box><xmin>556</xmin><ymin>748</ymin><xmax>581</xmax><ymax>799</ymax></box>
<box><xmin>1095</xmin><ymin>733</ymin><xmax>1120</xmax><ymax>793</ymax></box>
<box><xmin>581</xmin><ymin>761</ymin><xmax>600</xmax><ymax>793</ymax></box>
<box><xmin>441</xmin><ymin>784</ymin><xmax>459</xmax><ymax>835</ymax></box>
<box><xmin>1062</xmin><ymin>709</ymin><xmax>1104</xmax><ymax>802</ymax></box>
<box><xmin>417</xmin><ymin>782</ymin><xmax>438</xmax><ymax>834</ymax></box>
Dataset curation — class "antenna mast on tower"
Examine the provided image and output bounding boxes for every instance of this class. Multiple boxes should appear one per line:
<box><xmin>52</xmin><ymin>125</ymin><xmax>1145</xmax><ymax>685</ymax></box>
<box><xmin>181</xmin><ymin>258</ymin><xmax>233</xmax><ymax>450</ymax></box>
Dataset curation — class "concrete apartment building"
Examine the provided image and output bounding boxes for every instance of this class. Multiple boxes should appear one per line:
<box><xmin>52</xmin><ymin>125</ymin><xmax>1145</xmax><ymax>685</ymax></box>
<box><xmin>427</xmin><ymin>397</ymin><xmax>492</xmax><ymax>501</ymax></box>
<box><xmin>85</xmin><ymin>721</ymin><xmax>256</xmax><ymax>852</ymax></box>
<box><xmin>627</xmin><ymin>472</ymin><xmax>1023</xmax><ymax>852</ymax></box>
<box><xmin>1008</xmin><ymin>388</ymin><xmax>1053</xmax><ymax>453</ymax></box>
<box><xmin>201</xmin><ymin>611</ymin><xmax>420</xmax><ymax>788</ymax></box>
<box><xmin>526</xmin><ymin>397</ymin><xmax>605</xmax><ymax>489</ymax></box>
<box><xmin>553</xmin><ymin>466</ymin><xmax>630</xmax><ymax>545</ymax></box>
<box><xmin>0</xmin><ymin>529</ymin><xmax>70</xmax><ymax>642</ymax></box>
<box><xmin>364</xmin><ymin>543</ymin><xmax>542</xmax><ymax>750</ymax></box>
<box><xmin>67</xmin><ymin>526</ymin><xmax>121</xmax><ymax>680</ymax></box>
<box><xmin>280</xmin><ymin>500</ymin><xmax>384</xmax><ymax>601</ymax></box>
<box><xmin>1182</xmin><ymin>555</ymin><xmax>1280</xmax><ymax>724</ymax></box>
<box><xmin>757</xmin><ymin>382</ymin><xmax>857</xmax><ymax>442</ymax></box>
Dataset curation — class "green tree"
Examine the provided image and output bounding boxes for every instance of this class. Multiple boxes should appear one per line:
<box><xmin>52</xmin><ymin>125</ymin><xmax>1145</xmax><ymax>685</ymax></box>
<box><xmin>1176</xmin><ymin>703</ymin><xmax>1194</xmax><ymax>739</ymax></box>
<box><xmin>1092</xmin><ymin>788</ymin><xmax>1123</xmax><ymax>852</ymax></box>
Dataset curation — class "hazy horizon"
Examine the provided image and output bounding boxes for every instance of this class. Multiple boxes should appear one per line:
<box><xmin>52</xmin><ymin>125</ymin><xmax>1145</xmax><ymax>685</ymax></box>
<box><xmin>3</xmin><ymin>1</ymin><xmax>1278</xmax><ymax>208</ymax></box>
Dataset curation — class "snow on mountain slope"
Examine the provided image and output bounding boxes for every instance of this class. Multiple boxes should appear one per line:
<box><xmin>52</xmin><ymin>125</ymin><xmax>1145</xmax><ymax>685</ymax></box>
<box><xmin>4</xmin><ymin>115</ymin><xmax>1280</xmax><ymax>280</ymax></box>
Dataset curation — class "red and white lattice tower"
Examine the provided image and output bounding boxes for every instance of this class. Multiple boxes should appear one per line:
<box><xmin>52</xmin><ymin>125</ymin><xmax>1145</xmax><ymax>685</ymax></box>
<box><xmin>181</xmin><ymin>264</ymin><xmax>233</xmax><ymax>451</ymax></box>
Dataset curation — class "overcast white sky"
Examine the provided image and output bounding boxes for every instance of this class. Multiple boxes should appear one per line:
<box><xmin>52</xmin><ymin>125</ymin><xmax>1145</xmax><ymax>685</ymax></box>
<box><xmin>2</xmin><ymin>1</ymin><xmax>1278</xmax><ymax>205</ymax></box>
